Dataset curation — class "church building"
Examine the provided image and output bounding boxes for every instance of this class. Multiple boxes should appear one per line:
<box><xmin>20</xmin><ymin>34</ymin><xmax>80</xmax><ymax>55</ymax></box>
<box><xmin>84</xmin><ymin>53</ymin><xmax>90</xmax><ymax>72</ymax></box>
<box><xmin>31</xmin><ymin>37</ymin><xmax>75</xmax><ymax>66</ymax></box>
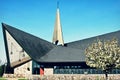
<box><xmin>2</xmin><ymin>3</ymin><xmax>120</xmax><ymax>76</ymax></box>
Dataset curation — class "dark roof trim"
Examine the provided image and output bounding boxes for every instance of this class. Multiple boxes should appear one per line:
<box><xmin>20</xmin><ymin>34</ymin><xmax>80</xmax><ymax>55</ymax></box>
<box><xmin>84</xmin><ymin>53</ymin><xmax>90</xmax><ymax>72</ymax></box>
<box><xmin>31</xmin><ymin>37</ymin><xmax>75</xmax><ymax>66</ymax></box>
<box><xmin>2</xmin><ymin>23</ymin><xmax>11</xmax><ymax>66</ymax></box>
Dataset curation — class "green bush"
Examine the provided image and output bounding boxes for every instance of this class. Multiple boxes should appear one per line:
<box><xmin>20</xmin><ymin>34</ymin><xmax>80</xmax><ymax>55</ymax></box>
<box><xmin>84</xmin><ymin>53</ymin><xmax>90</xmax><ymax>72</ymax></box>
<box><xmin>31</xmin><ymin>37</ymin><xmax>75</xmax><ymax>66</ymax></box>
<box><xmin>0</xmin><ymin>65</ymin><xmax>4</xmax><ymax>77</ymax></box>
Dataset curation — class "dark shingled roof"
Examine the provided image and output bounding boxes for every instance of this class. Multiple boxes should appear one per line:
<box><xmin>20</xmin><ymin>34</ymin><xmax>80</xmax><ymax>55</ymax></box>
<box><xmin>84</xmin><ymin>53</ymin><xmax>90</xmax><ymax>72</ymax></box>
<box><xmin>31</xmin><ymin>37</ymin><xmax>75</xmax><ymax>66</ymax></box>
<box><xmin>66</xmin><ymin>30</ymin><xmax>120</xmax><ymax>50</ymax></box>
<box><xmin>2</xmin><ymin>23</ymin><xmax>120</xmax><ymax>64</ymax></box>
<box><xmin>2</xmin><ymin>23</ymin><xmax>55</xmax><ymax>62</ymax></box>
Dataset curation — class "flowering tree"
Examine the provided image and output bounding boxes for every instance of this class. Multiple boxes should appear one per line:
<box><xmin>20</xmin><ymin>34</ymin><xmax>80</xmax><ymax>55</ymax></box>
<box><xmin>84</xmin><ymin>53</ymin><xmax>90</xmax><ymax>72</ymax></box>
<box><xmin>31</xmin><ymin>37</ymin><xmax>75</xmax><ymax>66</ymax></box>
<box><xmin>85</xmin><ymin>38</ymin><xmax>120</xmax><ymax>80</ymax></box>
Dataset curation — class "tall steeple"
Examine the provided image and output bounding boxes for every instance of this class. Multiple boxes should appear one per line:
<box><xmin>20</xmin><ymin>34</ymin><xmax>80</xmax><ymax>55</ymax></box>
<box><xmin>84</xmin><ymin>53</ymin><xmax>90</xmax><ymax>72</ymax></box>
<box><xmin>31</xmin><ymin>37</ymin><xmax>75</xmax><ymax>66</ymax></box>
<box><xmin>52</xmin><ymin>1</ymin><xmax>64</xmax><ymax>45</ymax></box>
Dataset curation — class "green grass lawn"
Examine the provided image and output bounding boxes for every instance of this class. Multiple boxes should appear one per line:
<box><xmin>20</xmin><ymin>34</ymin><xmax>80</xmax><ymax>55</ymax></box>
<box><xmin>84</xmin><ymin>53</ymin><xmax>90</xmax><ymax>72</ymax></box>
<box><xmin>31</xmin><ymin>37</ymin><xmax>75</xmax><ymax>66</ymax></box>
<box><xmin>0</xmin><ymin>77</ymin><xmax>7</xmax><ymax>80</ymax></box>
<box><xmin>18</xmin><ymin>79</ymin><xmax>27</xmax><ymax>80</ymax></box>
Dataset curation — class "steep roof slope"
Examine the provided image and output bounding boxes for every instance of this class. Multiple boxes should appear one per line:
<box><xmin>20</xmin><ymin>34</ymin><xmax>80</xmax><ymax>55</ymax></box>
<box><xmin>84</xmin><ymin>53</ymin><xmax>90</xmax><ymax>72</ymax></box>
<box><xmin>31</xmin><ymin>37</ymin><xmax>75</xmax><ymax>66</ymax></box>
<box><xmin>66</xmin><ymin>30</ymin><xmax>120</xmax><ymax>50</ymax></box>
<box><xmin>2</xmin><ymin>23</ymin><xmax>55</xmax><ymax>62</ymax></box>
<box><xmin>2</xmin><ymin>23</ymin><xmax>85</xmax><ymax>63</ymax></box>
<box><xmin>2</xmin><ymin>23</ymin><xmax>120</xmax><ymax>64</ymax></box>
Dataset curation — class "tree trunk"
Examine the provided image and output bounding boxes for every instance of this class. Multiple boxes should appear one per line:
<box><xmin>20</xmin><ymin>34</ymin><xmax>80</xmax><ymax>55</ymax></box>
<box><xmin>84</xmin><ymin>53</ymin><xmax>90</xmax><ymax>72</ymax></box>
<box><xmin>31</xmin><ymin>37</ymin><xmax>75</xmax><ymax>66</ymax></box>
<box><xmin>105</xmin><ymin>71</ymin><xmax>108</xmax><ymax>80</ymax></box>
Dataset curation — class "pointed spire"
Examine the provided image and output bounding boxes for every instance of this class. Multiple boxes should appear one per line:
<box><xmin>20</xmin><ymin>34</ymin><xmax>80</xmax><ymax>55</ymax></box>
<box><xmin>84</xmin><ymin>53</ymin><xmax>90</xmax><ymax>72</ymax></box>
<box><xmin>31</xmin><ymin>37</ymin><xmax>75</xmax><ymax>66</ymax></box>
<box><xmin>52</xmin><ymin>2</ymin><xmax>64</xmax><ymax>46</ymax></box>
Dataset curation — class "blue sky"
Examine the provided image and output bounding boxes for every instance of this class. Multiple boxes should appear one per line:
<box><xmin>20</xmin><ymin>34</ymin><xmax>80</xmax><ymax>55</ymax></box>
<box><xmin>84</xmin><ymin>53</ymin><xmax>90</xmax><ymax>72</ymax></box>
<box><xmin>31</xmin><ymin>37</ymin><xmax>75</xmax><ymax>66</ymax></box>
<box><xmin>0</xmin><ymin>0</ymin><xmax>120</xmax><ymax>63</ymax></box>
